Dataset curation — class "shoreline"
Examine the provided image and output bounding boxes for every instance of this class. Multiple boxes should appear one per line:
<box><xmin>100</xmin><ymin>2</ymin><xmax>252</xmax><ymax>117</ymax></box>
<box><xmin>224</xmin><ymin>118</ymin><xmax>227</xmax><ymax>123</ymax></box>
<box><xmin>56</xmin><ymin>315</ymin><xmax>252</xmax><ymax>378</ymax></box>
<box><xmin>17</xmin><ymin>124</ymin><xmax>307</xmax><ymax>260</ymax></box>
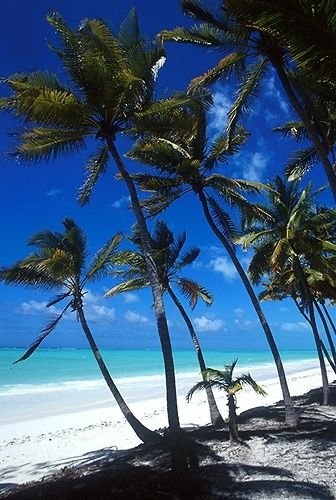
<box><xmin>1</xmin><ymin>363</ymin><xmax>334</xmax><ymax>487</ymax></box>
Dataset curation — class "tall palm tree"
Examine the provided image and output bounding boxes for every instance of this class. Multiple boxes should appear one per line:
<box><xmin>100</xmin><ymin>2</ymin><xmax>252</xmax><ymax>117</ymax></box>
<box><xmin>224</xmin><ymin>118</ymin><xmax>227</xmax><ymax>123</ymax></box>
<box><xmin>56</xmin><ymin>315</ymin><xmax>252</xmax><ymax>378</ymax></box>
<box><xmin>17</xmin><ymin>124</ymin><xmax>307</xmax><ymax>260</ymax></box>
<box><xmin>127</xmin><ymin>104</ymin><xmax>298</xmax><ymax>426</ymax></box>
<box><xmin>0</xmin><ymin>10</ymin><xmax>189</xmax><ymax>436</ymax></box>
<box><xmin>238</xmin><ymin>177</ymin><xmax>336</xmax><ymax>404</ymax></box>
<box><xmin>187</xmin><ymin>359</ymin><xmax>266</xmax><ymax>441</ymax></box>
<box><xmin>106</xmin><ymin>220</ymin><xmax>224</xmax><ymax>427</ymax></box>
<box><xmin>162</xmin><ymin>0</ymin><xmax>336</xmax><ymax>201</ymax></box>
<box><xmin>0</xmin><ymin>219</ymin><xmax>161</xmax><ymax>443</ymax></box>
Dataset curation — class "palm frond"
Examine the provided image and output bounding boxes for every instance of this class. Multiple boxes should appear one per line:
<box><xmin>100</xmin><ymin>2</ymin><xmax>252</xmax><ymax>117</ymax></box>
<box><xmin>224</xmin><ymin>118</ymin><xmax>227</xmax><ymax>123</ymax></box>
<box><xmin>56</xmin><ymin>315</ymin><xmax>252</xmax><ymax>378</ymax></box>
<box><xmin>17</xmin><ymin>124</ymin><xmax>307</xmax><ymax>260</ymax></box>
<box><xmin>78</xmin><ymin>145</ymin><xmax>110</xmax><ymax>205</ymax></box>
<box><xmin>87</xmin><ymin>233</ymin><xmax>123</xmax><ymax>281</ymax></box>
<box><xmin>105</xmin><ymin>278</ymin><xmax>148</xmax><ymax>297</ymax></box>
<box><xmin>207</xmin><ymin>196</ymin><xmax>237</xmax><ymax>243</ymax></box>
<box><xmin>205</xmin><ymin>127</ymin><xmax>249</xmax><ymax>169</ymax></box>
<box><xmin>285</xmin><ymin>147</ymin><xmax>319</xmax><ymax>181</ymax></box>
<box><xmin>238</xmin><ymin>373</ymin><xmax>267</xmax><ymax>396</ymax></box>
<box><xmin>189</xmin><ymin>52</ymin><xmax>246</xmax><ymax>92</ymax></box>
<box><xmin>13</xmin><ymin>127</ymin><xmax>87</xmax><ymax>164</ymax></box>
<box><xmin>177</xmin><ymin>277</ymin><xmax>209</xmax><ymax>309</ymax></box>
<box><xmin>227</xmin><ymin>59</ymin><xmax>267</xmax><ymax>142</ymax></box>
<box><xmin>177</xmin><ymin>247</ymin><xmax>200</xmax><ymax>269</ymax></box>
<box><xmin>273</xmin><ymin>121</ymin><xmax>307</xmax><ymax>142</ymax></box>
<box><xmin>13</xmin><ymin>302</ymin><xmax>72</xmax><ymax>364</ymax></box>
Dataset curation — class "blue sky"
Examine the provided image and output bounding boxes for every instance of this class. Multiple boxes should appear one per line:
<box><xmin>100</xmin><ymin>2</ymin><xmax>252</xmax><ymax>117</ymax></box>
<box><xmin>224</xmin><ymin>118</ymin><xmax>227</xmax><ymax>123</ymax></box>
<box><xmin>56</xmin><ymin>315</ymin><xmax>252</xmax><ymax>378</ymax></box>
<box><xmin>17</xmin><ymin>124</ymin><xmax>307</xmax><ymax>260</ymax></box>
<box><xmin>0</xmin><ymin>0</ymin><xmax>332</xmax><ymax>351</ymax></box>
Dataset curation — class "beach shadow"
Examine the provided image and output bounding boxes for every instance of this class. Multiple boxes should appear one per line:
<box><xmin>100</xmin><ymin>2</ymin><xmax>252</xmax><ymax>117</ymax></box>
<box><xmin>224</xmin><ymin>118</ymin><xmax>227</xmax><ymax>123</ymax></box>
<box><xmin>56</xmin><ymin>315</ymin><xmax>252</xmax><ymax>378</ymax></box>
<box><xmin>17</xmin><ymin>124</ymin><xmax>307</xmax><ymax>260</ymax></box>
<box><xmin>0</xmin><ymin>483</ymin><xmax>18</xmax><ymax>494</ymax></box>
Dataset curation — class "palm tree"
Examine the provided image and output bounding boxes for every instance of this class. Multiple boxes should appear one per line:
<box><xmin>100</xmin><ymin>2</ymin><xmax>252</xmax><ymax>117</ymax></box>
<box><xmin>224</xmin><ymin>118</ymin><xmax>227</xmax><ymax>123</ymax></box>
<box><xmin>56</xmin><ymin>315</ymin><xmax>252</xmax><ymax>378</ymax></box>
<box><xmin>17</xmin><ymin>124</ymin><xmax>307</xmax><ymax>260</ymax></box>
<box><xmin>187</xmin><ymin>359</ymin><xmax>266</xmax><ymax>441</ymax></box>
<box><xmin>0</xmin><ymin>219</ymin><xmax>161</xmax><ymax>443</ymax></box>
<box><xmin>127</xmin><ymin>104</ymin><xmax>298</xmax><ymax>426</ymax></box>
<box><xmin>162</xmin><ymin>0</ymin><xmax>336</xmax><ymax>201</ymax></box>
<box><xmin>0</xmin><ymin>10</ymin><xmax>188</xmax><ymax>437</ymax></box>
<box><xmin>106</xmin><ymin>220</ymin><xmax>225</xmax><ymax>427</ymax></box>
<box><xmin>238</xmin><ymin>177</ymin><xmax>336</xmax><ymax>404</ymax></box>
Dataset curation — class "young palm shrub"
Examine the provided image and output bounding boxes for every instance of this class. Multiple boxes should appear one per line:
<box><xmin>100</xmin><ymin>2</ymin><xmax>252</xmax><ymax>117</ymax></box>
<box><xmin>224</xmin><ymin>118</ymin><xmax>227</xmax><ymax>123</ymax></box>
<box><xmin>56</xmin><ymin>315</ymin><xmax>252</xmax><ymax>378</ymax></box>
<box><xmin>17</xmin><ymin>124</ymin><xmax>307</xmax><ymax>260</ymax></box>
<box><xmin>187</xmin><ymin>360</ymin><xmax>266</xmax><ymax>442</ymax></box>
<box><xmin>0</xmin><ymin>9</ymin><xmax>194</xmax><ymax>440</ymax></box>
<box><xmin>127</xmin><ymin>104</ymin><xmax>298</xmax><ymax>426</ymax></box>
<box><xmin>106</xmin><ymin>220</ymin><xmax>225</xmax><ymax>428</ymax></box>
<box><xmin>238</xmin><ymin>177</ymin><xmax>336</xmax><ymax>405</ymax></box>
<box><xmin>0</xmin><ymin>219</ymin><xmax>161</xmax><ymax>443</ymax></box>
<box><xmin>162</xmin><ymin>0</ymin><xmax>336</xmax><ymax>201</ymax></box>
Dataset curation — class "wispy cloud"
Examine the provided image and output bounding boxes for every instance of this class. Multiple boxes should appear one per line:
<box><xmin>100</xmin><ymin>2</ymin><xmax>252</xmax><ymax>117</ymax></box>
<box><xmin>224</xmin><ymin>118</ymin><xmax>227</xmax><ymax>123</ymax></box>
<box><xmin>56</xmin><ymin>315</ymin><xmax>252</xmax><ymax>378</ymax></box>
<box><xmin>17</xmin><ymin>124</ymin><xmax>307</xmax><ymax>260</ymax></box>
<box><xmin>208</xmin><ymin>89</ymin><xmax>232</xmax><ymax>136</ymax></box>
<box><xmin>112</xmin><ymin>195</ymin><xmax>130</xmax><ymax>209</ymax></box>
<box><xmin>209</xmin><ymin>256</ymin><xmax>237</xmax><ymax>281</ymax></box>
<box><xmin>124</xmin><ymin>310</ymin><xmax>148</xmax><ymax>323</ymax></box>
<box><xmin>18</xmin><ymin>300</ymin><xmax>60</xmax><ymax>315</ymax></box>
<box><xmin>123</xmin><ymin>293</ymin><xmax>139</xmax><ymax>304</ymax></box>
<box><xmin>265</xmin><ymin>74</ymin><xmax>289</xmax><ymax>115</ymax></box>
<box><xmin>46</xmin><ymin>188</ymin><xmax>62</xmax><ymax>198</ymax></box>
<box><xmin>233</xmin><ymin>307</ymin><xmax>245</xmax><ymax>317</ymax></box>
<box><xmin>194</xmin><ymin>315</ymin><xmax>225</xmax><ymax>332</ymax></box>
<box><xmin>281</xmin><ymin>322</ymin><xmax>310</xmax><ymax>332</ymax></box>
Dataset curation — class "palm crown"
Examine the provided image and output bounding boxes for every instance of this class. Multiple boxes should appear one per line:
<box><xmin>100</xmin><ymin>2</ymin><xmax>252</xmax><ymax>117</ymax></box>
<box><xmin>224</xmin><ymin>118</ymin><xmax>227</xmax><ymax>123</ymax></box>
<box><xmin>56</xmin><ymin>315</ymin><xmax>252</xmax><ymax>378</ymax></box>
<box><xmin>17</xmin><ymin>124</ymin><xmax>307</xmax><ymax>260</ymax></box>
<box><xmin>0</xmin><ymin>219</ymin><xmax>122</xmax><ymax>361</ymax></box>
<box><xmin>107</xmin><ymin>220</ymin><xmax>212</xmax><ymax>309</ymax></box>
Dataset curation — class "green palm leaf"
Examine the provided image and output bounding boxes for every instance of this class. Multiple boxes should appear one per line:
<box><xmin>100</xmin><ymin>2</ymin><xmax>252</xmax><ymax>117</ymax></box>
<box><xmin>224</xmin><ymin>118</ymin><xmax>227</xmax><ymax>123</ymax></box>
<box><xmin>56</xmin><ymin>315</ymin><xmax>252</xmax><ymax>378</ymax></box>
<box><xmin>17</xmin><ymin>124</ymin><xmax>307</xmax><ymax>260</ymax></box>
<box><xmin>285</xmin><ymin>147</ymin><xmax>319</xmax><ymax>181</ymax></box>
<box><xmin>87</xmin><ymin>233</ymin><xmax>123</xmax><ymax>281</ymax></box>
<box><xmin>78</xmin><ymin>145</ymin><xmax>110</xmax><ymax>205</ymax></box>
<box><xmin>105</xmin><ymin>278</ymin><xmax>148</xmax><ymax>297</ymax></box>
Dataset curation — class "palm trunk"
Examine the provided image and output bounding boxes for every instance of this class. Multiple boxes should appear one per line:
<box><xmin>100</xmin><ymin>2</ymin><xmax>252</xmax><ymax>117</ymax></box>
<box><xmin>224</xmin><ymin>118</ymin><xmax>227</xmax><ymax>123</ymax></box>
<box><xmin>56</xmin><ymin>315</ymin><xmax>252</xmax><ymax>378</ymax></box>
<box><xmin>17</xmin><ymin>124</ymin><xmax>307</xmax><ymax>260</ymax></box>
<box><xmin>76</xmin><ymin>303</ymin><xmax>161</xmax><ymax>443</ymax></box>
<box><xmin>272</xmin><ymin>60</ymin><xmax>336</xmax><ymax>202</ymax></box>
<box><xmin>295</xmin><ymin>260</ymin><xmax>329</xmax><ymax>405</ymax></box>
<box><xmin>167</xmin><ymin>285</ymin><xmax>224</xmax><ymax>428</ymax></box>
<box><xmin>322</xmin><ymin>302</ymin><xmax>336</xmax><ymax>338</ymax></box>
<box><xmin>314</xmin><ymin>300</ymin><xmax>336</xmax><ymax>366</ymax></box>
<box><xmin>107</xmin><ymin>139</ymin><xmax>187</xmax><ymax>473</ymax></box>
<box><xmin>293</xmin><ymin>299</ymin><xmax>336</xmax><ymax>375</ymax></box>
<box><xmin>227</xmin><ymin>395</ymin><xmax>239</xmax><ymax>442</ymax></box>
<box><xmin>198</xmin><ymin>190</ymin><xmax>298</xmax><ymax>426</ymax></box>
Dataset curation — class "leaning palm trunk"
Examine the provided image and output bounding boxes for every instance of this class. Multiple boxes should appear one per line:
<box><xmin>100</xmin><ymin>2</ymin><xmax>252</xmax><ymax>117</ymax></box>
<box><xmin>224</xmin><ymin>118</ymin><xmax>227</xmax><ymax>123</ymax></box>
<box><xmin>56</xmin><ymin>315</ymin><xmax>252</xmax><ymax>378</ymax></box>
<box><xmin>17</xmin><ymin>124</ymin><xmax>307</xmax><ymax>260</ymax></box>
<box><xmin>272</xmin><ymin>60</ymin><xmax>336</xmax><ymax>202</ymax></box>
<box><xmin>76</xmin><ymin>301</ymin><xmax>161</xmax><ymax>444</ymax></box>
<box><xmin>198</xmin><ymin>190</ymin><xmax>297</xmax><ymax>426</ymax></box>
<box><xmin>295</xmin><ymin>261</ymin><xmax>329</xmax><ymax>405</ymax></box>
<box><xmin>167</xmin><ymin>285</ymin><xmax>224</xmax><ymax>428</ymax></box>
<box><xmin>322</xmin><ymin>303</ymin><xmax>336</xmax><ymax>338</ymax></box>
<box><xmin>314</xmin><ymin>301</ymin><xmax>336</xmax><ymax>366</ymax></box>
<box><xmin>106</xmin><ymin>140</ymin><xmax>185</xmax><ymax>471</ymax></box>
<box><xmin>293</xmin><ymin>298</ymin><xmax>336</xmax><ymax>375</ymax></box>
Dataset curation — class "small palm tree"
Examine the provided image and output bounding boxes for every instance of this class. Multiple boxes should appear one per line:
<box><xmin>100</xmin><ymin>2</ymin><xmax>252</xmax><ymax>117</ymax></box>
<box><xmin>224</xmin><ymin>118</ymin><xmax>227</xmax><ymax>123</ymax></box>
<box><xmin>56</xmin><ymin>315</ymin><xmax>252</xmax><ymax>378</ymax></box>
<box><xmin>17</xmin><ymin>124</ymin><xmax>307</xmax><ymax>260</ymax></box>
<box><xmin>187</xmin><ymin>360</ymin><xmax>266</xmax><ymax>442</ymax></box>
<box><xmin>0</xmin><ymin>218</ymin><xmax>160</xmax><ymax>443</ymax></box>
<box><xmin>107</xmin><ymin>220</ymin><xmax>224</xmax><ymax>427</ymax></box>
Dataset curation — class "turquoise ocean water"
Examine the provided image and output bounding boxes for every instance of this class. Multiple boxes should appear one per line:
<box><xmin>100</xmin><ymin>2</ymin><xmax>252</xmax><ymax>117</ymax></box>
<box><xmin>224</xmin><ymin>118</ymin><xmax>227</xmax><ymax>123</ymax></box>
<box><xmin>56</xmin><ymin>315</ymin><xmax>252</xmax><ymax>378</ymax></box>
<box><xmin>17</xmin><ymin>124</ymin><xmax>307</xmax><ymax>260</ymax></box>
<box><xmin>0</xmin><ymin>347</ymin><xmax>318</xmax><ymax>390</ymax></box>
<box><xmin>0</xmin><ymin>348</ymin><xmax>320</xmax><ymax>424</ymax></box>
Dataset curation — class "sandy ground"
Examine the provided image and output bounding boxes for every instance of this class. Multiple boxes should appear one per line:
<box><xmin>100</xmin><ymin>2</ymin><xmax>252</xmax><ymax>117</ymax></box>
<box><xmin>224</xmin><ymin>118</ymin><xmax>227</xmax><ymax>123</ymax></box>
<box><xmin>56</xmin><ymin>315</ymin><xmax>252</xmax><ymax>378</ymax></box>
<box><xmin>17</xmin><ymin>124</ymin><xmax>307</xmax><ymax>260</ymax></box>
<box><xmin>1</xmin><ymin>363</ymin><xmax>334</xmax><ymax>492</ymax></box>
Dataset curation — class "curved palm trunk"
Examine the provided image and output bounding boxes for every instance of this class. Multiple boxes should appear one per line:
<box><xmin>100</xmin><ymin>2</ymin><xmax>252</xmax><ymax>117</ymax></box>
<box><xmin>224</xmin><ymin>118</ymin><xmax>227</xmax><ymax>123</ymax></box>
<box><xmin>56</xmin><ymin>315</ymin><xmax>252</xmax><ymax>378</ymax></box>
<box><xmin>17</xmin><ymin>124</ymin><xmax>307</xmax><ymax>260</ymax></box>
<box><xmin>272</xmin><ymin>60</ymin><xmax>336</xmax><ymax>202</ymax></box>
<box><xmin>322</xmin><ymin>303</ymin><xmax>336</xmax><ymax>338</ymax></box>
<box><xmin>167</xmin><ymin>285</ymin><xmax>224</xmax><ymax>428</ymax></box>
<box><xmin>295</xmin><ymin>261</ymin><xmax>329</xmax><ymax>405</ymax></box>
<box><xmin>76</xmin><ymin>303</ymin><xmax>161</xmax><ymax>443</ymax></box>
<box><xmin>106</xmin><ymin>140</ymin><xmax>188</xmax><ymax>473</ymax></box>
<box><xmin>227</xmin><ymin>395</ymin><xmax>239</xmax><ymax>442</ymax></box>
<box><xmin>315</xmin><ymin>300</ymin><xmax>336</xmax><ymax>366</ymax></box>
<box><xmin>198</xmin><ymin>190</ymin><xmax>298</xmax><ymax>426</ymax></box>
<box><xmin>293</xmin><ymin>299</ymin><xmax>336</xmax><ymax>375</ymax></box>
<box><xmin>107</xmin><ymin>138</ymin><xmax>180</xmax><ymax>436</ymax></box>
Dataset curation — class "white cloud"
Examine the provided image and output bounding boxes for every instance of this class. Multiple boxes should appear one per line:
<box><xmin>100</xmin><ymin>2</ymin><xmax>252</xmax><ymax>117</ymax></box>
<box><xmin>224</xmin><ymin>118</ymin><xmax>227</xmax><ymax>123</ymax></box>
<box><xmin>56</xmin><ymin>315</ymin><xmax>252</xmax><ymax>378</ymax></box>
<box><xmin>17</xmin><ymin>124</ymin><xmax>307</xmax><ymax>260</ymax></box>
<box><xmin>123</xmin><ymin>293</ymin><xmax>139</xmax><ymax>304</ymax></box>
<box><xmin>112</xmin><ymin>195</ymin><xmax>130</xmax><ymax>209</ymax></box>
<box><xmin>233</xmin><ymin>308</ymin><xmax>245</xmax><ymax>317</ymax></box>
<box><xmin>234</xmin><ymin>318</ymin><xmax>253</xmax><ymax>329</ymax></box>
<box><xmin>265</xmin><ymin>75</ymin><xmax>289</xmax><ymax>115</ymax></box>
<box><xmin>124</xmin><ymin>310</ymin><xmax>148</xmax><ymax>323</ymax></box>
<box><xmin>242</xmin><ymin>152</ymin><xmax>269</xmax><ymax>182</ymax></box>
<box><xmin>18</xmin><ymin>300</ymin><xmax>60</xmax><ymax>315</ymax></box>
<box><xmin>83</xmin><ymin>289</ymin><xmax>100</xmax><ymax>304</ymax></box>
<box><xmin>209</xmin><ymin>256</ymin><xmax>237</xmax><ymax>281</ymax></box>
<box><xmin>194</xmin><ymin>316</ymin><xmax>225</xmax><ymax>332</ymax></box>
<box><xmin>86</xmin><ymin>304</ymin><xmax>115</xmax><ymax>321</ymax></box>
<box><xmin>208</xmin><ymin>90</ymin><xmax>232</xmax><ymax>136</ymax></box>
<box><xmin>46</xmin><ymin>188</ymin><xmax>62</xmax><ymax>198</ymax></box>
<box><xmin>281</xmin><ymin>322</ymin><xmax>310</xmax><ymax>332</ymax></box>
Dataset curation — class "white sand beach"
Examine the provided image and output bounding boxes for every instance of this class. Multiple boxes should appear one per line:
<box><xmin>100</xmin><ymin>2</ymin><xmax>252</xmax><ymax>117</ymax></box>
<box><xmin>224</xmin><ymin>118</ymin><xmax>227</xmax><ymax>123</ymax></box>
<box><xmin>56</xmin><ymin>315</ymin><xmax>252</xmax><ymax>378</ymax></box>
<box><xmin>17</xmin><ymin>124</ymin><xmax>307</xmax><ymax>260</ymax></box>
<box><xmin>0</xmin><ymin>362</ymin><xmax>334</xmax><ymax>489</ymax></box>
